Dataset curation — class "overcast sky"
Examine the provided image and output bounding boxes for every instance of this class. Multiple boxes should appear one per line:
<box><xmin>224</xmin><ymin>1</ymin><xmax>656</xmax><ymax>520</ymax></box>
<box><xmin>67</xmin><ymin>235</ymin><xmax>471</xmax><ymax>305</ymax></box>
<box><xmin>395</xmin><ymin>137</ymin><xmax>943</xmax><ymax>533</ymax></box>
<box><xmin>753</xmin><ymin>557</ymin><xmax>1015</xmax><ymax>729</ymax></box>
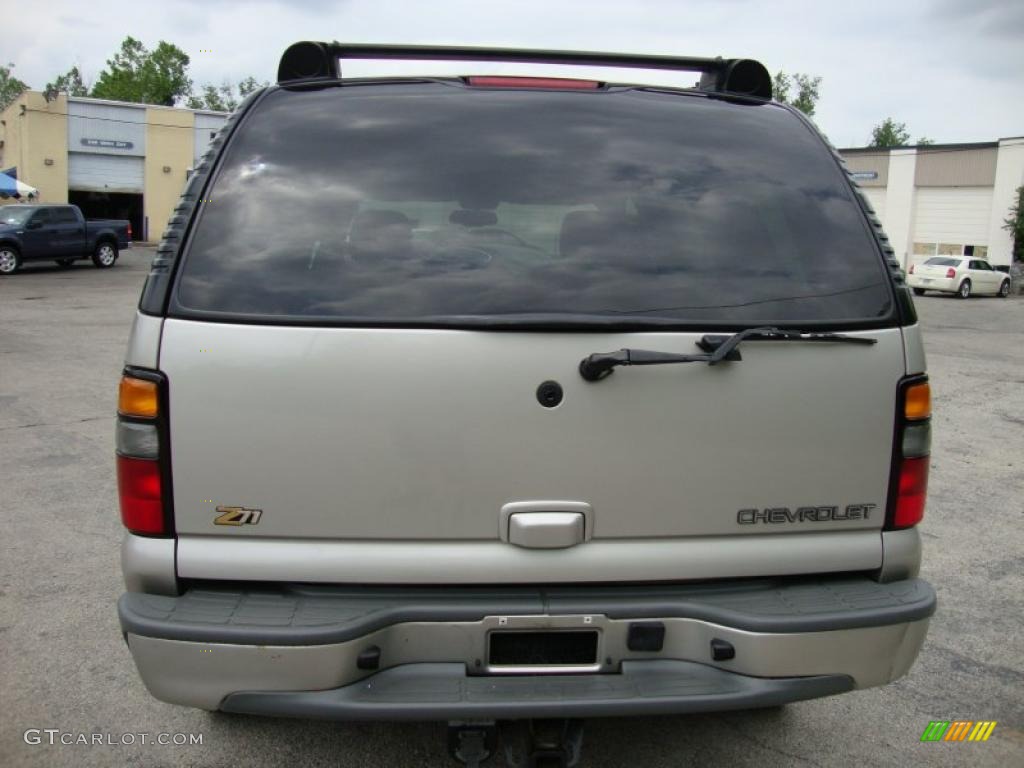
<box><xmin>8</xmin><ymin>0</ymin><xmax>1023</xmax><ymax>147</ymax></box>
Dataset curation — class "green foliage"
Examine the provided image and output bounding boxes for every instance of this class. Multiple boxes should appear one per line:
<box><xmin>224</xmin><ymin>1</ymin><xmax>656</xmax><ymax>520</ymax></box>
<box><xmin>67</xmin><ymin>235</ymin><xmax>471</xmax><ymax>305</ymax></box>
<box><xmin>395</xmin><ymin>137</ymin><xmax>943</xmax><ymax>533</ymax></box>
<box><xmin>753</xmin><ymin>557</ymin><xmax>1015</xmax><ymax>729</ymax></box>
<box><xmin>186</xmin><ymin>82</ymin><xmax>236</xmax><ymax>112</ymax></box>
<box><xmin>1004</xmin><ymin>186</ymin><xmax>1024</xmax><ymax>262</ymax></box>
<box><xmin>91</xmin><ymin>36</ymin><xmax>192</xmax><ymax>106</ymax></box>
<box><xmin>869</xmin><ymin>118</ymin><xmax>911</xmax><ymax>148</ymax></box>
<box><xmin>0</xmin><ymin>63</ymin><xmax>28</xmax><ymax>111</ymax></box>
<box><xmin>186</xmin><ymin>77</ymin><xmax>268</xmax><ymax>112</ymax></box>
<box><xmin>916</xmin><ymin>137</ymin><xmax>935</xmax><ymax>146</ymax></box>
<box><xmin>43</xmin><ymin>66</ymin><xmax>89</xmax><ymax>101</ymax></box>
<box><xmin>772</xmin><ymin>71</ymin><xmax>822</xmax><ymax>117</ymax></box>
<box><xmin>237</xmin><ymin>76</ymin><xmax>264</xmax><ymax>98</ymax></box>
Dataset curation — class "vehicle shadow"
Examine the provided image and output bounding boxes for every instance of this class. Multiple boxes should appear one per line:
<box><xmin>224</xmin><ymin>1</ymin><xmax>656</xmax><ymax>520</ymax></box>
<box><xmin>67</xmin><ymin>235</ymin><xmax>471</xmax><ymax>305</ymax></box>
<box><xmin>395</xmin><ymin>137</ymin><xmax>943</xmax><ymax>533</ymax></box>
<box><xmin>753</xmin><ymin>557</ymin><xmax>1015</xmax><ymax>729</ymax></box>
<box><xmin>204</xmin><ymin>706</ymin><xmax>791</xmax><ymax>767</ymax></box>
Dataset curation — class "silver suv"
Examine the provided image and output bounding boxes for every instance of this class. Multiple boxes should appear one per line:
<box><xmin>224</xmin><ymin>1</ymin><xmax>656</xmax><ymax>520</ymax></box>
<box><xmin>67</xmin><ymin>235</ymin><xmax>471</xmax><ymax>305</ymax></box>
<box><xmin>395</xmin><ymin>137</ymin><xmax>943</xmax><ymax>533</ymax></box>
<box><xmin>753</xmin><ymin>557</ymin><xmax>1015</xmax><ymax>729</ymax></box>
<box><xmin>116</xmin><ymin>43</ymin><xmax>934</xmax><ymax>764</ymax></box>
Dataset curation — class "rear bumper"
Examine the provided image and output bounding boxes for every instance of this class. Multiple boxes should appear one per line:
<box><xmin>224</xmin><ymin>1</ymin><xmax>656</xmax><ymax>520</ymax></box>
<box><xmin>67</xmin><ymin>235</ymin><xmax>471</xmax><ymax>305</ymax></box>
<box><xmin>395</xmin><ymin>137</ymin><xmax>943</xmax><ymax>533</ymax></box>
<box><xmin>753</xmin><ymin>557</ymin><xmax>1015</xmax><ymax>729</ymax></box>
<box><xmin>221</xmin><ymin>662</ymin><xmax>854</xmax><ymax>720</ymax></box>
<box><xmin>119</xmin><ymin>576</ymin><xmax>935</xmax><ymax>718</ymax></box>
<box><xmin>907</xmin><ymin>274</ymin><xmax>957</xmax><ymax>292</ymax></box>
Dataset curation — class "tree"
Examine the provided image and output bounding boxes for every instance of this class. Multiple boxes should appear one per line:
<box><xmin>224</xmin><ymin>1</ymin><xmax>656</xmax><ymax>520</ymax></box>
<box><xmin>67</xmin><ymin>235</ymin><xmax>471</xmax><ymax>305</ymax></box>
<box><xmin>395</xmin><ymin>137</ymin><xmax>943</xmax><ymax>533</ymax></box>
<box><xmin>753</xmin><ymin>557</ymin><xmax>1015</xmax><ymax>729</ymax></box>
<box><xmin>916</xmin><ymin>137</ymin><xmax>935</xmax><ymax>146</ymax></box>
<box><xmin>186</xmin><ymin>77</ymin><xmax>268</xmax><ymax>112</ymax></box>
<box><xmin>186</xmin><ymin>82</ymin><xmax>237</xmax><ymax>112</ymax></box>
<box><xmin>237</xmin><ymin>76</ymin><xmax>264</xmax><ymax>98</ymax></box>
<box><xmin>43</xmin><ymin>66</ymin><xmax>89</xmax><ymax>101</ymax></box>
<box><xmin>0</xmin><ymin>63</ymin><xmax>28</xmax><ymax>111</ymax></box>
<box><xmin>92</xmin><ymin>36</ymin><xmax>192</xmax><ymax>106</ymax></box>
<box><xmin>1004</xmin><ymin>186</ymin><xmax>1024</xmax><ymax>263</ymax></box>
<box><xmin>773</xmin><ymin>71</ymin><xmax>822</xmax><ymax>117</ymax></box>
<box><xmin>869</xmin><ymin>118</ymin><xmax>911</xmax><ymax>148</ymax></box>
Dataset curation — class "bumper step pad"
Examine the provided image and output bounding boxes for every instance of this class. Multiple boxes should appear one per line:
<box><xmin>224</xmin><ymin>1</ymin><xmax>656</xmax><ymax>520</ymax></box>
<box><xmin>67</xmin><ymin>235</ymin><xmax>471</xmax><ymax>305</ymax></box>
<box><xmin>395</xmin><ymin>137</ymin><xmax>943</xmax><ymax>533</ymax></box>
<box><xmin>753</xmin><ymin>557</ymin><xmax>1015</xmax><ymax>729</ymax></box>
<box><xmin>221</xmin><ymin>660</ymin><xmax>853</xmax><ymax>720</ymax></box>
<box><xmin>119</xmin><ymin>576</ymin><xmax>936</xmax><ymax>646</ymax></box>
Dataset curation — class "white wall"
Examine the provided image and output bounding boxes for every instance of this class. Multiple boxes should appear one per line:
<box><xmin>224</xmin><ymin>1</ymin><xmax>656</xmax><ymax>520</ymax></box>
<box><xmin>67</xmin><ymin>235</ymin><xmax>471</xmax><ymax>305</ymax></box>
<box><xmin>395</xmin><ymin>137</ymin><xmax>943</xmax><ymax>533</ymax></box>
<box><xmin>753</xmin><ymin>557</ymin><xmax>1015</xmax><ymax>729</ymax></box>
<box><xmin>67</xmin><ymin>99</ymin><xmax>145</xmax><ymax>157</ymax></box>
<box><xmin>861</xmin><ymin>188</ymin><xmax>887</xmax><ymax>225</ymax></box>
<box><xmin>885</xmin><ymin>150</ymin><xmax>917</xmax><ymax>269</ymax></box>
<box><xmin>986</xmin><ymin>138</ymin><xmax>1024</xmax><ymax>266</ymax></box>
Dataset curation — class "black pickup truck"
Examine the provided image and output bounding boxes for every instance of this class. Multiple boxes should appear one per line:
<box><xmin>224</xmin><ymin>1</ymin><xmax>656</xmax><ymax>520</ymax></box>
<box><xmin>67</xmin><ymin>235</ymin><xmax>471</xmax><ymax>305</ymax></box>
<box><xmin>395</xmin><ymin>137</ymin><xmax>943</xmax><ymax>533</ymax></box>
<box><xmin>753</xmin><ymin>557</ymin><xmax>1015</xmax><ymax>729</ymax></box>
<box><xmin>0</xmin><ymin>204</ymin><xmax>132</xmax><ymax>275</ymax></box>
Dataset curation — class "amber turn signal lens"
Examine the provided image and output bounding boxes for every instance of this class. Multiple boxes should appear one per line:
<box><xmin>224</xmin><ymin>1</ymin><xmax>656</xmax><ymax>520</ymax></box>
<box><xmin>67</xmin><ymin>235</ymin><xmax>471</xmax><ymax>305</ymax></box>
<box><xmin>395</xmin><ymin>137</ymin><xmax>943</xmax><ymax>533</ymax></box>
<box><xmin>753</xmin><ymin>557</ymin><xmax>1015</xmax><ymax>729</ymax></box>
<box><xmin>904</xmin><ymin>381</ymin><xmax>930</xmax><ymax>421</ymax></box>
<box><xmin>119</xmin><ymin>376</ymin><xmax>159</xmax><ymax>418</ymax></box>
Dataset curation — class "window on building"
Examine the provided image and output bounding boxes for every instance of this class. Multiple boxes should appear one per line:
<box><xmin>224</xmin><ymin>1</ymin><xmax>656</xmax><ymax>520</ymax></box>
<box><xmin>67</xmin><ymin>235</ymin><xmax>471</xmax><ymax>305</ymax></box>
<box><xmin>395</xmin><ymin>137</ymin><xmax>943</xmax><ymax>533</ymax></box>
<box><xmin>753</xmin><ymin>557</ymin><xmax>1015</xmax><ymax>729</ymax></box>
<box><xmin>913</xmin><ymin>242</ymin><xmax>937</xmax><ymax>256</ymax></box>
<box><xmin>964</xmin><ymin>245</ymin><xmax>975</xmax><ymax>256</ymax></box>
<box><xmin>938</xmin><ymin>243</ymin><xmax>962</xmax><ymax>256</ymax></box>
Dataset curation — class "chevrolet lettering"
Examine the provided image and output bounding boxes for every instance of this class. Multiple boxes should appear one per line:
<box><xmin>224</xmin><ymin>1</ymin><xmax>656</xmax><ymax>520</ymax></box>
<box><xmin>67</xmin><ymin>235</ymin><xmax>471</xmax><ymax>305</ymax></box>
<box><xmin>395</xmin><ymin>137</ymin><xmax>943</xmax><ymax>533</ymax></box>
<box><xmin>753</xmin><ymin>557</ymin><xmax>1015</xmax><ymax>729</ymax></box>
<box><xmin>737</xmin><ymin>504</ymin><xmax>877</xmax><ymax>525</ymax></box>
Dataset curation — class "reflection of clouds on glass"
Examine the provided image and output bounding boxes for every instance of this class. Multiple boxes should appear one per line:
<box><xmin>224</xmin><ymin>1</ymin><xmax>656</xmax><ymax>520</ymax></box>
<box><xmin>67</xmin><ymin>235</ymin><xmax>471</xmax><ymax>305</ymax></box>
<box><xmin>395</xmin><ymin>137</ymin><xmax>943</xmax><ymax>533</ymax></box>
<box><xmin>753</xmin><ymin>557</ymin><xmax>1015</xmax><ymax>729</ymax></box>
<box><xmin>238</xmin><ymin>158</ymin><xmax>268</xmax><ymax>180</ymax></box>
<box><xmin>176</xmin><ymin>84</ymin><xmax>891</xmax><ymax>325</ymax></box>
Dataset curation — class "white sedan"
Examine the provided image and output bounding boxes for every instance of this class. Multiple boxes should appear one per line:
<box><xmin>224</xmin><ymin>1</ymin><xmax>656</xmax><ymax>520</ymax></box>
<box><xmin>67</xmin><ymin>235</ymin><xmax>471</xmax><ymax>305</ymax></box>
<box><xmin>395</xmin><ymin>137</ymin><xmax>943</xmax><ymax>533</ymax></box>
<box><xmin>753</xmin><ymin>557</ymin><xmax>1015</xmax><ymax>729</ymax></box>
<box><xmin>908</xmin><ymin>256</ymin><xmax>1011</xmax><ymax>298</ymax></box>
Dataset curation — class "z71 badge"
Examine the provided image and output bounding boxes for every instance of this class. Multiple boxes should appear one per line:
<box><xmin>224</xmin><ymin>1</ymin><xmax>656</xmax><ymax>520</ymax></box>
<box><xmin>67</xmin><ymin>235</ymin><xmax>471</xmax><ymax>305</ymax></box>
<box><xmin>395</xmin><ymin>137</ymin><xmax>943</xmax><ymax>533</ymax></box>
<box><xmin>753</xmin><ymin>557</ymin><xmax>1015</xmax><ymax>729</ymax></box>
<box><xmin>214</xmin><ymin>506</ymin><xmax>263</xmax><ymax>526</ymax></box>
<box><xmin>737</xmin><ymin>504</ymin><xmax>875</xmax><ymax>525</ymax></box>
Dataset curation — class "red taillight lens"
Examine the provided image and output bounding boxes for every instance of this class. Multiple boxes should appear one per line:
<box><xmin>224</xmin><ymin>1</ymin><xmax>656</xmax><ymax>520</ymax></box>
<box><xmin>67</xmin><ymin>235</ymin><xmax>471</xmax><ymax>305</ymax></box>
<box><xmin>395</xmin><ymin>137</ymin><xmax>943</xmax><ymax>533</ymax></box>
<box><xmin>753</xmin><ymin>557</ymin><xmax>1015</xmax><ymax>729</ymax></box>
<box><xmin>467</xmin><ymin>76</ymin><xmax>600</xmax><ymax>90</ymax></box>
<box><xmin>887</xmin><ymin>377</ymin><xmax>931</xmax><ymax>530</ymax></box>
<box><xmin>127</xmin><ymin>222</ymin><xmax>133</xmax><ymax>240</ymax></box>
<box><xmin>908</xmin><ymin>264</ymin><xmax>914</xmax><ymax>274</ymax></box>
<box><xmin>946</xmin><ymin>268</ymin><xmax>956</xmax><ymax>278</ymax></box>
<box><xmin>117</xmin><ymin>455</ymin><xmax>164</xmax><ymax>534</ymax></box>
<box><xmin>894</xmin><ymin>456</ymin><xmax>929</xmax><ymax>528</ymax></box>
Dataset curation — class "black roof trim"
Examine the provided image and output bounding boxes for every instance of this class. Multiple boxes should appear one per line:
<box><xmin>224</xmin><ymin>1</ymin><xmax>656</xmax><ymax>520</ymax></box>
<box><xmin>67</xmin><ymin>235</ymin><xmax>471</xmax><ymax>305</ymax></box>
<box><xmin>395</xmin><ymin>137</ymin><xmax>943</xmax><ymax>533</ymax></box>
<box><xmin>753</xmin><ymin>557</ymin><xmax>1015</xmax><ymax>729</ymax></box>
<box><xmin>277</xmin><ymin>41</ymin><xmax>772</xmax><ymax>99</ymax></box>
<box><xmin>839</xmin><ymin>141</ymin><xmax>999</xmax><ymax>154</ymax></box>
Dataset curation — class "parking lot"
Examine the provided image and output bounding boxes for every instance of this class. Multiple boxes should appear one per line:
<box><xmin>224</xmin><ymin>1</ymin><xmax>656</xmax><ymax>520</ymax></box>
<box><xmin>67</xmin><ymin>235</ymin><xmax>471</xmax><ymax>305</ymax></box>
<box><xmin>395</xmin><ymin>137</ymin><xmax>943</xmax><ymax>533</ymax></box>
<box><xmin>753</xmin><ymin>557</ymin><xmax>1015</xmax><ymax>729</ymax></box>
<box><xmin>1</xmin><ymin>248</ymin><xmax>1021</xmax><ymax>767</ymax></box>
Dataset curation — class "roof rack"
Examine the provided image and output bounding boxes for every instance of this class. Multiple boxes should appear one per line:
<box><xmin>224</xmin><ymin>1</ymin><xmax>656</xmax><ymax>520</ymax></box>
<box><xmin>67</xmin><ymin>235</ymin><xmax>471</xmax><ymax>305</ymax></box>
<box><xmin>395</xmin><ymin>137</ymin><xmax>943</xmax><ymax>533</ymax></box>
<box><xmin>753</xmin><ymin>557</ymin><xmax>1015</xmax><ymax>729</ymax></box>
<box><xmin>277</xmin><ymin>42</ymin><xmax>772</xmax><ymax>100</ymax></box>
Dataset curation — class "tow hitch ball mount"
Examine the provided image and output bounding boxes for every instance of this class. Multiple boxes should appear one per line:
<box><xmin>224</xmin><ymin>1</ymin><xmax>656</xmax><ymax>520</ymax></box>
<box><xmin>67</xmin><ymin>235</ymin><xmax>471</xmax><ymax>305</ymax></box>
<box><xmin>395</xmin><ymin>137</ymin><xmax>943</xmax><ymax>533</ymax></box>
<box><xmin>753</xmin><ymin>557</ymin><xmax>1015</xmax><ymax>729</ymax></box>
<box><xmin>448</xmin><ymin>719</ymin><xmax>584</xmax><ymax>767</ymax></box>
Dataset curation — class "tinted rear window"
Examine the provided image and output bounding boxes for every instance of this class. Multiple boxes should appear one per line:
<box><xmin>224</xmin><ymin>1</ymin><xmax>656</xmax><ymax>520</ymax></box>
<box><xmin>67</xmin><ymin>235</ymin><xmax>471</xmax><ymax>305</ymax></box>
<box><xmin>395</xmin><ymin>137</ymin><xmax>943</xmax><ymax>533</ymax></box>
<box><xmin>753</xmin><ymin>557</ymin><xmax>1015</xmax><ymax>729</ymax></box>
<box><xmin>924</xmin><ymin>257</ymin><xmax>961</xmax><ymax>267</ymax></box>
<box><xmin>173</xmin><ymin>84</ymin><xmax>892</xmax><ymax>327</ymax></box>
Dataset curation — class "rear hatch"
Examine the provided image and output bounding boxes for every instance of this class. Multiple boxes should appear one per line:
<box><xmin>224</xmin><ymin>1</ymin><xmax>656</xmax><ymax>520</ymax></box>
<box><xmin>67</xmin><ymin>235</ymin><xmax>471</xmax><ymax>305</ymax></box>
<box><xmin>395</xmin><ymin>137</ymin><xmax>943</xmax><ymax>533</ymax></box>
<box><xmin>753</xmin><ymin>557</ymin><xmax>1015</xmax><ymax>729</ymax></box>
<box><xmin>160</xmin><ymin>82</ymin><xmax>905</xmax><ymax>583</ymax></box>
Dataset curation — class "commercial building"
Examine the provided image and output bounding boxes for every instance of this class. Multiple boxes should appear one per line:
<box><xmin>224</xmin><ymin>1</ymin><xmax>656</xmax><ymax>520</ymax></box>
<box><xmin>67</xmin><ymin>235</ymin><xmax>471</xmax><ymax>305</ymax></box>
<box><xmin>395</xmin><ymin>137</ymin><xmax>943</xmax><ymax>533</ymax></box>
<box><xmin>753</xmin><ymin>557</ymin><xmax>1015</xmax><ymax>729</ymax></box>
<box><xmin>3</xmin><ymin>89</ymin><xmax>1021</xmax><ymax>262</ymax></box>
<box><xmin>0</xmin><ymin>91</ymin><xmax>226</xmax><ymax>241</ymax></box>
<box><xmin>839</xmin><ymin>138</ymin><xmax>1024</xmax><ymax>268</ymax></box>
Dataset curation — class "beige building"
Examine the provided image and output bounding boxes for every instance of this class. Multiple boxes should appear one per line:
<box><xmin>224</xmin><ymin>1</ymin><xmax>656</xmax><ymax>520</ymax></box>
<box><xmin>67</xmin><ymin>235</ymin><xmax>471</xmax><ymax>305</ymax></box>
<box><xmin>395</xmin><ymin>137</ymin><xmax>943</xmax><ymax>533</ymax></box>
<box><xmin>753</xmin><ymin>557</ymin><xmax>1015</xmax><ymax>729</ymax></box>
<box><xmin>840</xmin><ymin>138</ymin><xmax>1024</xmax><ymax>268</ymax></box>
<box><xmin>0</xmin><ymin>91</ymin><xmax>226</xmax><ymax>241</ymax></box>
<box><xmin>3</xmin><ymin>91</ymin><xmax>1021</xmax><ymax>262</ymax></box>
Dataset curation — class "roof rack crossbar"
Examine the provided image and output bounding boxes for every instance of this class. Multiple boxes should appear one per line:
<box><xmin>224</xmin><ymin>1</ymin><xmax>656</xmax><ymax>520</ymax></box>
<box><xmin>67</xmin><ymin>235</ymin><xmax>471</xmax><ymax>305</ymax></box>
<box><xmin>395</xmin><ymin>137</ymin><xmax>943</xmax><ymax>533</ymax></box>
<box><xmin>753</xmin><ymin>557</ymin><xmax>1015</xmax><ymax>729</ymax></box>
<box><xmin>276</xmin><ymin>42</ymin><xmax>772</xmax><ymax>100</ymax></box>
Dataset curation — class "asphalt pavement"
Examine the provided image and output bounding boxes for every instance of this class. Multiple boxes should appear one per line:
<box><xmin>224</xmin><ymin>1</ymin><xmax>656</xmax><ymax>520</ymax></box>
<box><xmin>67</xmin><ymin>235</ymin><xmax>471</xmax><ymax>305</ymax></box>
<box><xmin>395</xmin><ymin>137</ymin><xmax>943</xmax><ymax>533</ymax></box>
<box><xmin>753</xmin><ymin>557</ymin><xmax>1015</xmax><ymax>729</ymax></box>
<box><xmin>1</xmin><ymin>249</ymin><xmax>1021</xmax><ymax>766</ymax></box>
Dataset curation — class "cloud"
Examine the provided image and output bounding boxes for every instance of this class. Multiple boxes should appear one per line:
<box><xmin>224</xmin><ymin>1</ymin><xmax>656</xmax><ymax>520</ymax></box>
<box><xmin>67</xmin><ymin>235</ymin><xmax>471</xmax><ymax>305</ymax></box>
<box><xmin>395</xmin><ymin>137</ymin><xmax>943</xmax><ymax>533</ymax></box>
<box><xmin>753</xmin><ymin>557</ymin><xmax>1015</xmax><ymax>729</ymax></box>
<box><xmin>931</xmin><ymin>0</ymin><xmax>1024</xmax><ymax>37</ymax></box>
<box><xmin>6</xmin><ymin>0</ymin><xmax>1024</xmax><ymax>146</ymax></box>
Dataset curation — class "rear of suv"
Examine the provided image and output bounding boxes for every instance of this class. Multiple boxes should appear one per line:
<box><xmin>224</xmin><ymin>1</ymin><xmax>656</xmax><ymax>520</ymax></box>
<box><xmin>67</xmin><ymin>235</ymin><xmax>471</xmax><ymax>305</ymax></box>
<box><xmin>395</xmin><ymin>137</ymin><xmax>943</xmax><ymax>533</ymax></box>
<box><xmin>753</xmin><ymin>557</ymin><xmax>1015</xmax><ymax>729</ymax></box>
<box><xmin>117</xmin><ymin>42</ymin><xmax>934</xmax><ymax>757</ymax></box>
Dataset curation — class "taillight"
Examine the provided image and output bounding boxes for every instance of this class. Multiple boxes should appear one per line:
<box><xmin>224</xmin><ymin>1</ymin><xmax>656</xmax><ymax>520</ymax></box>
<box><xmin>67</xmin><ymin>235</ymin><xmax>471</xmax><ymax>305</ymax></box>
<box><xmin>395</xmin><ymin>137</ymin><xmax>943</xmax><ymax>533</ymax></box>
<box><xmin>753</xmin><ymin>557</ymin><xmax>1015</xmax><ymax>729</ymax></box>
<box><xmin>127</xmin><ymin>222</ymin><xmax>133</xmax><ymax>240</ymax></box>
<box><xmin>466</xmin><ymin>76</ymin><xmax>600</xmax><ymax>90</ymax></box>
<box><xmin>119</xmin><ymin>376</ymin><xmax>158</xmax><ymax>418</ymax></box>
<box><xmin>887</xmin><ymin>378</ymin><xmax>931</xmax><ymax>530</ymax></box>
<box><xmin>946</xmin><ymin>268</ymin><xmax>956</xmax><ymax>278</ymax></box>
<box><xmin>117</xmin><ymin>371</ymin><xmax>171</xmax><ymax>536</ymax></box>
<box><xmin>908</xmin><ymin>264</ymin><xmax>914</xmax><ymax>274</ymax></box>
<box><xmin>894</xmin><ymin>456</ymin><xmax>929</xmax><ymax>528</ymax></box>
<box><xmin>117</xmin><ymin>455</ymin><xmax>163</xmax><ymax>534</ymax></box>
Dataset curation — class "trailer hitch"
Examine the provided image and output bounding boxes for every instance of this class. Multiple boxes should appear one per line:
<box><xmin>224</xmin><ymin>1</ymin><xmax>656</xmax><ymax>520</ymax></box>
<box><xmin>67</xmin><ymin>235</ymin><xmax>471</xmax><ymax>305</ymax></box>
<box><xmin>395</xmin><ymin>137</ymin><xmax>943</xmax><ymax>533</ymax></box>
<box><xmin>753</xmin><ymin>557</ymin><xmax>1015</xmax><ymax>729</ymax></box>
<box><xmin>447</xmin><ymin>719</ymin><xmax>585</xmax><ymax>767</ymax></box>
<box><xmin>448</xmin><ymin>720</ymin><xmax>498</xmax><ymax>767</ymax></box>
<box><xmin>501</xmin><ymin>719</ymin><xmax>585</xmax><ymax>768</ymax></box>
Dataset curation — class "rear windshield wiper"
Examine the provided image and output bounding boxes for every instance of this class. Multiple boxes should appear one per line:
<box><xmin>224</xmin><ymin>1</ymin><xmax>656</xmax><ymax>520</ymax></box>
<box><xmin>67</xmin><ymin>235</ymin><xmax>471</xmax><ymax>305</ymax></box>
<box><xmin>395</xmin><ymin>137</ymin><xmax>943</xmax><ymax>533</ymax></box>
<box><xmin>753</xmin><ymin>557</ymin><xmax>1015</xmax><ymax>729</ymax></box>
<box><xmin>578</xmin><ymin>326</ymin><xmax>877</xmax><ymax>381</ymax></box>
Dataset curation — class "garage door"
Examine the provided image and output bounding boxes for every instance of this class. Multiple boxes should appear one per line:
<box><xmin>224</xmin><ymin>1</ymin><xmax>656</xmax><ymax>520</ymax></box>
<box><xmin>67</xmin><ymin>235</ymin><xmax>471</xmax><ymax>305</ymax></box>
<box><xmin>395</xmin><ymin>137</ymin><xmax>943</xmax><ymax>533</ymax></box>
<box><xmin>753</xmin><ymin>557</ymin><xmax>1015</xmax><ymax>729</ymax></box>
<box><xmin>913</xmin><ymin>187</ymin><xmax>992</xmax><ymax>245</ymax></box>
<box><xmin>68</xmin><ymin>153</ymin><xmax>144</xmax><ymax>194</ymax></box>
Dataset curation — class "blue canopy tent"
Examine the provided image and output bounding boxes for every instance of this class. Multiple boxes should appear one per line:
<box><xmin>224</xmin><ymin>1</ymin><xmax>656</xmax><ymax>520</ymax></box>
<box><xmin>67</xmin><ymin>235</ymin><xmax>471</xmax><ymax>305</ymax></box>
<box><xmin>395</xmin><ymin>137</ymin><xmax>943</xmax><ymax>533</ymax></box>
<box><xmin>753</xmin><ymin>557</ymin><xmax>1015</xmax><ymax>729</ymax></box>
<box><xmin>0</xmin><ymin>167</ymin><xmax>39</xmax><ymax>199</ymax></box>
